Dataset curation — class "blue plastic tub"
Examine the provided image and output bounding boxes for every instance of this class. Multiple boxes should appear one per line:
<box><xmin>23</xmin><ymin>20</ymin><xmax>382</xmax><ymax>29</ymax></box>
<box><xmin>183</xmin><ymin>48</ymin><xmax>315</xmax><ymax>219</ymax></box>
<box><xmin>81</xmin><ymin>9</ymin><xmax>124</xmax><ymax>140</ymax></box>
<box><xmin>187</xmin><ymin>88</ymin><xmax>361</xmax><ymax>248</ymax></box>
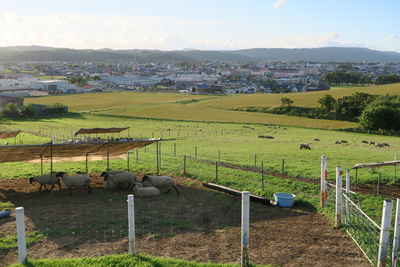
<box><xmin>0</xmin><ymin>210</ymin><xmax>11</xmax><ymax>219</ymax></box>
<box><xmin>273</xmin><ymin>193</ymin><xmax>296</xmax><ymax>207</ymax></box>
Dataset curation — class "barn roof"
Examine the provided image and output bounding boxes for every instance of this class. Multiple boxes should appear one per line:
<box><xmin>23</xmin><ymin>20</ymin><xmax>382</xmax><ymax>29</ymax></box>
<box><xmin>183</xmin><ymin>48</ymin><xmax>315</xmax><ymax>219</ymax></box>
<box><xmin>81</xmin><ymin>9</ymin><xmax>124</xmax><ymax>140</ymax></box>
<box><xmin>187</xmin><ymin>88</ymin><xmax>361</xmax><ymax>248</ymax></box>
<box><xmin>353</xmin><ymin>160</ymin><xmax>400</xmax><ymax>169</ymax></box>
<box><xmin>0</xmin><ymin>139</ymin><xmax>157</xmax><ymax>163</ymax></box>
<box><xmin>73</xmin><ymin>127</ymin><xmax>129</xmax><ymax>136</ymax></box>
<box><xmin>0</xmin><ymin>130</ymin><xmax>21</xmax><ymax>139</ymax></box>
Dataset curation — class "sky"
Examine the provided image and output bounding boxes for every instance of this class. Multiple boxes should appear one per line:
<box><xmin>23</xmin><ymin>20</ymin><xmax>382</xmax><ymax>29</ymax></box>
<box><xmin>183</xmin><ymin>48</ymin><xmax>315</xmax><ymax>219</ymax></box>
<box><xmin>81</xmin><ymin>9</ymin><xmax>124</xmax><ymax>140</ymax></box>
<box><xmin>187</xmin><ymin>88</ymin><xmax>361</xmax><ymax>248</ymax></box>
<box><xmin>1</xmin><ymin>0</ymin><xmax>399</xmax><ymax>51</ymax></box>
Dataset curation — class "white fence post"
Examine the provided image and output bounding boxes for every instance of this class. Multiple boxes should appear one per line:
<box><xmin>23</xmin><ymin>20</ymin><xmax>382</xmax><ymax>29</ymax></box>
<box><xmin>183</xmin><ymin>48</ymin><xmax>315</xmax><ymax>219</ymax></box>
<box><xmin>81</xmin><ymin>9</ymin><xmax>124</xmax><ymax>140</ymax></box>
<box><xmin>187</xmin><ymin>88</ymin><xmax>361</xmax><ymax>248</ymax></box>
<box><xmin>127</xmin><ymin>194</ymin><xmax>136</xmax><ymax>255</ymax></box>
<box><xmin>345</xmin><ymin>170</ymin><xmax>350</xmax><ymax>225</ymax></box>
<box><xmin>378</xmin><ymin>199</ymin><xmax>393</xmax><ymax>267</ymax></box>
<box><xmin>335</xmin><ymin>166</ymin><xmax>343</xmax><ymax>228</ymax></box>
<box><xmin>241</xmin><ymin>191</ymin><xmax>250</xmax><ymax>267</ymax></box>
<box><xmin>16</xmin><ymin>207</ymin><xmax>27</xmax><ymax>263</ymax></box>
<box><xmin>320</xmin><ymin>155</ymin><xmax>328</xmax><ymax>208</ymax></box>
<box><xmin>392</xmin><ymin>199</ymin><xmax>400</xmax><ymax>267</ymax></box>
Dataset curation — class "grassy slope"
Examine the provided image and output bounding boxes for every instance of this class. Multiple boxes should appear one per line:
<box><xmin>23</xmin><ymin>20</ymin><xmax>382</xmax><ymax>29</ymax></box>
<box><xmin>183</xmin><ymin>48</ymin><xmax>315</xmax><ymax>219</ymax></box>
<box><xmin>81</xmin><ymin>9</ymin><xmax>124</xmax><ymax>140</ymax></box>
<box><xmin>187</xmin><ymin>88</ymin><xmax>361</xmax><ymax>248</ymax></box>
<box><xmin>9</xmin><ymin>254</ymin><xmax>269</xmax><ymax>267</ymax></box>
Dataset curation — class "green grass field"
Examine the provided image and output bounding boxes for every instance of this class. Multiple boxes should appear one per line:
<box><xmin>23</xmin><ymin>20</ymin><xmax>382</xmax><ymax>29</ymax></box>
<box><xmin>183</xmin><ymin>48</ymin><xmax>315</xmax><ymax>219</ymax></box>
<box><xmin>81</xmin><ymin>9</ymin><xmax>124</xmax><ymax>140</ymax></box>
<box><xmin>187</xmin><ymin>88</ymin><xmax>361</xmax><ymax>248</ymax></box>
<box><xmin>9</xmin><ymin>254</ymin><xmax>269</xmax><ymax>267</ymax></box>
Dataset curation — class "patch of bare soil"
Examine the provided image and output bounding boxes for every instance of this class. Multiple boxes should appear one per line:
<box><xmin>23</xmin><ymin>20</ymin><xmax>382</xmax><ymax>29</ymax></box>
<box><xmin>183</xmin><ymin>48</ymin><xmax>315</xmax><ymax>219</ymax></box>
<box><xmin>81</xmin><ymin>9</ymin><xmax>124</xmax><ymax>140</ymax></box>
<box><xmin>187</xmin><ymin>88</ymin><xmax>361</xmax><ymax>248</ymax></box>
<box><xmin>0</xmin><ymin>175</ymin><xmax>368</xmax><ymax>266</ymax></box>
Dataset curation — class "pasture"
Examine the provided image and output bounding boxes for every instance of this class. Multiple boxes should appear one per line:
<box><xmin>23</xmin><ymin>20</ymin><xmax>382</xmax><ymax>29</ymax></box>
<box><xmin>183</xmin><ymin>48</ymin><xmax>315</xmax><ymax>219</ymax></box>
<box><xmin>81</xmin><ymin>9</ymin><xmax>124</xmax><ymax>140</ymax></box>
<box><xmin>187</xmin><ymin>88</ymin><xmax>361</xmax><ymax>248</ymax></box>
<box><xmin>0</xmin><ymin>175</ymin><xmax>367</xmax><ymax>266</ymax></box>
<box><xmin>1</xmin><ymin>88</ymin><xmax>400</xmax><ymax>265</ymax></box>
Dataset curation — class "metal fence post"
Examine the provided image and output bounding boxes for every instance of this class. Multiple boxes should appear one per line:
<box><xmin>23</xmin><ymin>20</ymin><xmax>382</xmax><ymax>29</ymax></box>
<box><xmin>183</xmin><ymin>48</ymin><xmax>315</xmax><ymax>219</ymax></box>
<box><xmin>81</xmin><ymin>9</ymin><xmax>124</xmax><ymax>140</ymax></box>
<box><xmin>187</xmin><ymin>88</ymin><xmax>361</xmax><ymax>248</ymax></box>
<box><xmin>241</xmin><ymin>191</ymin><xmax>250</xmax><ymax>267</ymax></box>
<box><xmin>378</xmin><ymin>199</ymin><xmax>393</xmax><ymax>267</ymax></box>
<box><xmin>320</xmin><ymin>155</ymin><xmax>328</xmax><ymax>208</ymax></box>
<box><xmin>281</xmin><ymin>159</ymin><xmax>285</xmax><ymax>174</ymax></box>
<box><xmin>16</xmin><ymin>207</ymin><xmax>27</xmax><ymax>263</ymax></box>
<box><xmin>127</xmin><ymin>195</ymin><xmax>136</xmax><ymax>255</ymax></box>
<box><xmin>392</xmin><ymin>199</ymin><xmax>400</xmax><ymax>267</ymax></box>
<box><xmin>253</xmin><ymin>154</ymin><xmax>257</xmax><ymax>172</ymax></box>
<box><xmin>335</xmin><ymin>166</ymin><xmax>343</xmax><ymax>228</ymax></box>
<box><xmin>345</xmin><ymin>170</ymin><xmax>350</xmax><ymax>225</ymax></box>
<box><xmin>183</xmin><ymin>155</ymin><xmax>187</xmax><ymax>174</ymax></box>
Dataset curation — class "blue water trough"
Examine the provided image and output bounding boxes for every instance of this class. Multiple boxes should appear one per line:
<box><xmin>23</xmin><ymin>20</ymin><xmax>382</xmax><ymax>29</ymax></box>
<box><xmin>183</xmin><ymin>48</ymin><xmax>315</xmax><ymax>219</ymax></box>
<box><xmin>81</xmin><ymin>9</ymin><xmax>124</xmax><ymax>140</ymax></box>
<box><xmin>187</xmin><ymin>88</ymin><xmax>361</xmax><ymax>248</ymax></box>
<box><xmin>273</xmin><ymin>193</ymin><xmax>296</xmax><ymax>207</ymax></box>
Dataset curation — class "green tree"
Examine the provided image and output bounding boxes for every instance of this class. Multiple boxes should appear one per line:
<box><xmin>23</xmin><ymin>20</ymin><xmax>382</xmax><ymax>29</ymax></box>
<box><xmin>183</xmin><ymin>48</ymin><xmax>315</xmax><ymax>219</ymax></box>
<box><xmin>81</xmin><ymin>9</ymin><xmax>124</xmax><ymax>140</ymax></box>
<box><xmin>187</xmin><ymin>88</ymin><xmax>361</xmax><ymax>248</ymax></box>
<box><xmin>281</xmin><ymin>97</ymin><xmax>294</xmax><ymax>107</ymax></box>
<box><xmin>1</xmin><ymin>103</ymin><xmax>21</xmax><ymax>117</ymax></box>
<box><xmin>360</xmin><ymin>96</ymin><xmax>400</xmax><ymax>131</ymax></box>
<box><xmin>318</xmin><ymin>94</ymin><xmax>336</xmax><ymax>112</ymax></box>
<box><xmin>21</xmin><ymin>104</ymin><xmax>37</xmax><ymax>118</ymax></box>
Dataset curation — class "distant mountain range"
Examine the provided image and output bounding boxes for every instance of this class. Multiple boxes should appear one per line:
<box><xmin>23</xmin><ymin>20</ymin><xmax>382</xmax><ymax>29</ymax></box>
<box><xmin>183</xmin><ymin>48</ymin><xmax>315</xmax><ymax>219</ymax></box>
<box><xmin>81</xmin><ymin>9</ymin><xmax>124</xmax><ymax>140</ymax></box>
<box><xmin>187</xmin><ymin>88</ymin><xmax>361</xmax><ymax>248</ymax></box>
<box><xmin>1</xmin><ymin>46</ymin><xmax>400</xmax><ymax>63</ymax></box>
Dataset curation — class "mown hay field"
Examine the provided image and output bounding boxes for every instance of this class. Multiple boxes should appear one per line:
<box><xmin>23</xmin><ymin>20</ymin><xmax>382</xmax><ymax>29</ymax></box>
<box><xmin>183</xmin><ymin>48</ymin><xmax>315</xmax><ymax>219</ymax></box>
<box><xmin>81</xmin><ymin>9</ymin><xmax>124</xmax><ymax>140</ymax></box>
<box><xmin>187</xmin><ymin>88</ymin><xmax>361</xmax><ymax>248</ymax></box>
<box><xmin>201</xmin><ymin>83</ymin><xmax>400</xmax><ymax>109</ymax></box>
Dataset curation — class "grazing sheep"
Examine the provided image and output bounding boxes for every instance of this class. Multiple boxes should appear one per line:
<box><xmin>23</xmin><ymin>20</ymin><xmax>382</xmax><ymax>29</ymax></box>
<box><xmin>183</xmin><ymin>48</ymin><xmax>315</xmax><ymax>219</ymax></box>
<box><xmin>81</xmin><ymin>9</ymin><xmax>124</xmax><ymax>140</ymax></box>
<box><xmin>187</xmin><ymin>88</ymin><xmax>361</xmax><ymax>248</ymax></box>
<box><xmin>382</xmin><ymin>142</ymin><xmax>390</xmax><ymax>147</ymax></box>
<box><xmin>142</xmin><ymin>175</ymin><xmax>180</xmax><ymax>195</ymax></box>
<box><xmin>299</xmin><ymin>143</ymin><xmax>311</xmax><ymax>150</ymax></box>
<box><xmin>313</xmin><ymin>138</ymin><xmax>320</xmax><ymax>141</ymax></box>
<box><xmin>29</xmin><ymin>174</ymin><xmax>61</xmax><ymax>193</ymax></box>
<box><xmin>362</xmin><ymin>140</ymin><xmax>369</xmax><ymax>144</ymax></box>
<box><xmin>56</xmin><ymin>172</ymin><xmax>92</xmax><ymax>195</ymax></box>
<box><xmin>369</xmin><ymin>141</ymin><xmax>376</xmax><ymax>145</ymax></box>
<box><xmin>340</xmin><ymin>140</ymin><xmax>348</xmax><ymax>144</ymax></box>
<box><xmin>132</xmin><ymin>183</ymin><xmax>160</xmax><ymax>197</ymax></box>
<box><xmin>101</xmin><ymin>171</ymin><xmax>136</xmax><ymax>190</ymax></box>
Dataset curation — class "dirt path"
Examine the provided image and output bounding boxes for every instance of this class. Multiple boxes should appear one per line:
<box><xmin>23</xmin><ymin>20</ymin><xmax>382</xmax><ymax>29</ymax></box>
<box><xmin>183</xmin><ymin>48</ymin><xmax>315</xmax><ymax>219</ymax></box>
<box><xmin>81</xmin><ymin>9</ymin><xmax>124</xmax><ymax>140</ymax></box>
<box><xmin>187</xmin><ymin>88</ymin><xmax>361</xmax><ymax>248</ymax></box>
<box><xmin>0</xmin><ymin>176</ymin><xmax>368</xmax><ymax>266</ymax></box>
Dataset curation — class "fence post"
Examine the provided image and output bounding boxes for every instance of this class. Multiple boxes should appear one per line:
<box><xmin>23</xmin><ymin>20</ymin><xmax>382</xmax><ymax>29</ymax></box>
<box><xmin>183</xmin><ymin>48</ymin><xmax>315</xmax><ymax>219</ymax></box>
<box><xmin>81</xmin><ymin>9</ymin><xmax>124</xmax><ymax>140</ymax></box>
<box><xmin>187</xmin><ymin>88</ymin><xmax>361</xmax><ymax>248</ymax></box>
<box><xmin>261</xmin><ymin>161</ymin><xmax>265</xmax><ymax>192</ymax></box>
<box><xmin>183</xmin><ymin>155</ymin><xmax>187</xmax><ymax>174</ymax></box>
<box><xmin>136</xmin><ymin>149</ymin><xmax>139</xmax><ymax>164</ymax></box>
<box><xmin>241</xmin><ymin>191</ymin><xmax>250</xmax><ymax>267</ymax></box>
<box><xmin>392</xmin><ymin>199</ymin><xmax>400</xmax><ymax>267</ymax></box>
<box><xmin>174</xmin><ymin>143</ymin><xmax>176</xmax><ymax>157</ymax></box>
<box><xmin>378</xmin><ymin>199</ymin><xmax>393</xmax><ymax>267</ymax></box>
<box><xmin>335</xmin><ymin>166</ymin><xmax>343</xmax><ymax>228</ymax></box>
<box><xmin>345</xmin><ymin>170</ymin><xmax>350</xmax><ymax>225</ymax></box>
<box><xmin>218</xmin><ymin>150</ymin><xmax>221</xmax><ymax>164</ymax></box>
<box><xmin>320</xmin><ymin>155</ymin><xmax>328</xmax><ymax>208</ymax></box>
<box><xmin>127</xmin><ymin>195</ymin><xmax>136</xmax><ymax>255</ymax></box>
<box><xmin>195</xmin><ymin>147</ymin><xmax>197</xmax><ymax>160</ymax></box>
<box><xmin>377</xmin><ymin>173</ymin><xmax>381</xmax><ymax>196</ymax></box>
<box><xmin>281</xmin><ymin>159</ymin><xmax>285</xmax><ymax>174</ymax></box>
<box><xmin>253</xmin><ymin>154</ymin><xmax>257</xmax><ymax>172</ymax></box>
<box><xmin>16</xmin><ymin>207</ymin><xmax>27</xmax><ymax>263</ymax></box>
<box><xmin>215</xmin><ymin>161</ymin><xmax>219</xmax><ymax>182</ymax></box>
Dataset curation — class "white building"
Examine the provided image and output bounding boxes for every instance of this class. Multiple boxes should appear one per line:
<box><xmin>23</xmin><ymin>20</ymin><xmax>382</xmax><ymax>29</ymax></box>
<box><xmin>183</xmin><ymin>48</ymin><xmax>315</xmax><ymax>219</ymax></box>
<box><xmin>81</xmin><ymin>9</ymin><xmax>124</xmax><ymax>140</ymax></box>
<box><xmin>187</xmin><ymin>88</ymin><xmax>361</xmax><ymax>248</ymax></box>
<box><xmin>31</xmin><ymin>80</ymin><xmax>76</xmax><ymax>92</ymax></box>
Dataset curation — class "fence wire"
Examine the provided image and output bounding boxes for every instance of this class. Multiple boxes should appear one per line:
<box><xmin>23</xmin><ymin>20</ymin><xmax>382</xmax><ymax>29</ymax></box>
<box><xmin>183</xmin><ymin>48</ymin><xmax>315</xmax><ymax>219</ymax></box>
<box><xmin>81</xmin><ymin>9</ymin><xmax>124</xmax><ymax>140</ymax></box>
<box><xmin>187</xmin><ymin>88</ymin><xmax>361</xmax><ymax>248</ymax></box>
<box><xmin>343</xmin><ymin>193</ymin><xmax>380</xmax><ymax>265</ymax></box>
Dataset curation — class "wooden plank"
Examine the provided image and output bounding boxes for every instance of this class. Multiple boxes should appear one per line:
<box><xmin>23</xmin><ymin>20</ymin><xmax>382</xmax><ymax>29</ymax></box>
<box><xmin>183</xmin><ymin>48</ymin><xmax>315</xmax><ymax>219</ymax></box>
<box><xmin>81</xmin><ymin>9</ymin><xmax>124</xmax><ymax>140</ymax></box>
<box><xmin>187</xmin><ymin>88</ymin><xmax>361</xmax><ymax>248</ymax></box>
<box><xmin>202</xmin><ymin>182</ymin><xmax>276</xmax><ymax>206</ymax></box>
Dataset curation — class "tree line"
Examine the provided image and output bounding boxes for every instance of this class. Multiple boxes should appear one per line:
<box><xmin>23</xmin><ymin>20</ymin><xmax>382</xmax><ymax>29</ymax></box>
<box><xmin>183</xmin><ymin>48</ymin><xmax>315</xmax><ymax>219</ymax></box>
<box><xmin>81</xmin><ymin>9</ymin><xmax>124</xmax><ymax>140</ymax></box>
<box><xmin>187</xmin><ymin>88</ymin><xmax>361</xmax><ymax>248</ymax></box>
<box><xmin>322</xmin><ymin>71</ymin><xmax>400</xmax><ymax>85</ymax></box>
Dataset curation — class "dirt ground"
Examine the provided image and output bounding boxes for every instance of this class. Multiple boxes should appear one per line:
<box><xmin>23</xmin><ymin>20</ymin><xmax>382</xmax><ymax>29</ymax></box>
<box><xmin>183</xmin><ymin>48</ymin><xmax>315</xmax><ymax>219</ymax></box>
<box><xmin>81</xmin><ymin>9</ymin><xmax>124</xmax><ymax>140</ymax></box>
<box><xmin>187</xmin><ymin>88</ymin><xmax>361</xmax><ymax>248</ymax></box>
<box><xmin>0</xmin><ymin>175</ymin><xmax>369</xmax><ymax>267</ymax></box>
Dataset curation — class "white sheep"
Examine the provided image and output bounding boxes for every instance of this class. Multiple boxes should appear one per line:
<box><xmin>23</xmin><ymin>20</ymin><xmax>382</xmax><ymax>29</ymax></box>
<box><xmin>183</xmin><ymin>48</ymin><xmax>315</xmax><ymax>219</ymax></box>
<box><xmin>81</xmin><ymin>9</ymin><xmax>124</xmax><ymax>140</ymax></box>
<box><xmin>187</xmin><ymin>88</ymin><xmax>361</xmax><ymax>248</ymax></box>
<box><xmin>29</xmin><ymin>173</ymin><xmax>61</xmax><ymax>193</ymax></box>
<box><xmin>132</xmin><ymin>182</ymin><xmax>160</xmax><ymax>197</ymax></box>
<box><xmin>101</xmin><ymin>171</ymin><xmax>136</xmax><ymax>190</ymax></box>
<box><xmin>56</xmin><ymin>172</ymin><xmax>92</xmax><ymax>195</ymax></box>
<box><xmin>141</xmin><ymin>175</ymin><xmax>179</xmax><ymax>195</ymax></box>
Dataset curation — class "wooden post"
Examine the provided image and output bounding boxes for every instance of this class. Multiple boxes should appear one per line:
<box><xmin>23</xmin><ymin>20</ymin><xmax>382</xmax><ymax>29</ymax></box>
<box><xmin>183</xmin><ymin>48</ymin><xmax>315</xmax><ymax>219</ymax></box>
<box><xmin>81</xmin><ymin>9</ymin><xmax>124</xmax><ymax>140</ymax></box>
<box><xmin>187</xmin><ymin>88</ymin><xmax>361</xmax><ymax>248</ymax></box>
<box><xmin>320</xmin><ymin>155</ymin><xmax>328</xmax><ymax>208</ymax></box>
<box><xmin>261</xmin><ymin>162</ymin><xmax>264</xmax><ymax>192</ymax></box>
<box><xmin>355</xmin><ymin>168</ymin><xmax>358</xmax><ymax>187</ymax></box>
<box><xmin>127</xmin><ymin>195</ymin><xmax>136</xmax><ymax>255</ymax></box>
<box><xmin>159</xmin><ymin>142</ymin><xmax>162</xmax><ymax>173</ymax></box>
<box><xmin>395</xmin><ymin>153</ymin><xmax>398</xmax><ymax>183</ymax></box>
<box><xmin>85</xmin><ymin>153</ymin><xmax>89</xmax><ymax>174</ymax></box>
<box><xmin>281</xmin><ymin>159</ymin><xmax>285</xmax><ymax>174</ymax></box>
<box><xmin>136</xmin><ymin>149</ymin><xmax>139</xmax><ymax>164</ymax></box>
<box><xmin>253</xmin><ymin>154</ymin><xmax>257</xmax><ymax>172</ymax></box>
<box><xmin>392</xmin><ymin>199</ymin><xmax>400</xmax><ymax>267</ymax></box>
<box><xmin>106</xmin><ymin>140</ymin><xmax>110</xmax><ymax>172</ymax></box>
<box><xmin>50</xmin><ymin>142</ymin><xmax>53</xmax><ymax>176</ymax></box>
<box><xmin>241</xmin><ymin>191</ymin><xmax>250</xmax><ymax>267</ymax></box>
<box><xmin>378</xmin><ymin>199</ymin><xmax>393</xmax><ymax>267</ymax></box>
<box><xmin>183</xmin><ymin>155</ymin><xmax>187</xmax><ymax>174</ymax></box>
<box><xmin>16</xmin><ymin>207</ymin><xmax>27</xmax><ymax>263</ymax></box>
<box><xmin>40</xmin><ymin>155</ymin><xmax>43</xmax><ymax>175</ymax></box>
<box><xmin>345</xmin><ymin>170</ymin><xmax>350</xmax><ymax>225</ymax></box>
<box><xmin>377</xmin><ymin>173</ymin><xmax>381</xmax><ymax>196</ymax></box>
<box><xmin>156</xmin><ymin>142</ymin><xmax>160</xmax><ymax>175</ymax></box>
<box><xmin>218</xmin><ymin>150</ymin><xmax>221</xmax><ymax>164</ymax></box>
<box><xmin>215</xmin><ymin>161</ymin><xmax>219</xmax><ymax>182</ymax></box>
<box><xmin>335</xmin><ymin>166</ymin><xmax>343</xmax><ymax>228</ymax></box>
<box><xmin>127</xmin><ymin>152</ymin><xmax>130</xmax><ymax>172</ymax></box>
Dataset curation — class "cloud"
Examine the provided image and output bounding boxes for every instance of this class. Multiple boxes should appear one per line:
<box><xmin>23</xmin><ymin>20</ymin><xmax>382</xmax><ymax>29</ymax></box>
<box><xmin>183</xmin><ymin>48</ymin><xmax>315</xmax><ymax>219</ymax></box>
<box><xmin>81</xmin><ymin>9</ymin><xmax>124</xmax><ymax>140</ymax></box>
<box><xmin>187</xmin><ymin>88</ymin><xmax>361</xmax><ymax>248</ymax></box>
<box><xmin>385</xmin><ymin>34</ymin><xmax>398</xmax><ymax>40</ymax></box>
<box><xmin>273</xmin><ymin>0</ymin><xmax>285</xmax><ymax>10</ymax></box>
